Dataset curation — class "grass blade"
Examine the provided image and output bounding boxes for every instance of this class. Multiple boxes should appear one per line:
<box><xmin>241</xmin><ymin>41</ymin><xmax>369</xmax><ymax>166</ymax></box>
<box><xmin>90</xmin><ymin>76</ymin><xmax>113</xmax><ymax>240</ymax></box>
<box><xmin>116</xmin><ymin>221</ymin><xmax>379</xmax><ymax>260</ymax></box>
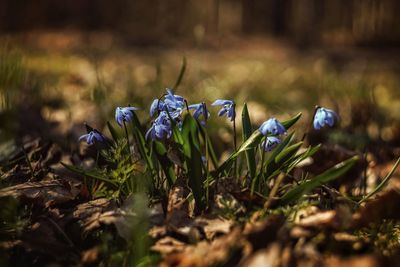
<box><xmin>173</xmin><ymin>56</ymin><xmax>187</xmax><ymax>91</ymax></box>
<box><xmin>153</xmin><ymin>141</ymin><xmax>176</xmax><ymax>187</ymax></box>
<box><xmin>280</xmin><ymin>155</ymin><xmax>359</xmax><ymax>205</ymax></box>
<box><xmin>358</xmin><ymin>156</ymin><xmax>400</xmax><ymax>204</ymax></box>
<box><xmin>242</xmin><ymin>103</ymin><xmax>256</xmax><ymax>178</ymax></box>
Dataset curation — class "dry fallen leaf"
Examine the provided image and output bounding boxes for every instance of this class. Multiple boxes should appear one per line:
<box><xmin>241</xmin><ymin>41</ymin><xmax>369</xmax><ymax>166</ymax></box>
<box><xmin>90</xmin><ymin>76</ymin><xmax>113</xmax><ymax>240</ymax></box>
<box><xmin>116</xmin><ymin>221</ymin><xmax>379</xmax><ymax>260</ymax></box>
<box><xmin>352</xmin><ymin>188</ymin><xmax>400</xmax><ymax>228</ymax></box>
<box><xmin>0</xmin><ymin>179</ymin><xmax>81</xmax><ymax>207</ymax></box>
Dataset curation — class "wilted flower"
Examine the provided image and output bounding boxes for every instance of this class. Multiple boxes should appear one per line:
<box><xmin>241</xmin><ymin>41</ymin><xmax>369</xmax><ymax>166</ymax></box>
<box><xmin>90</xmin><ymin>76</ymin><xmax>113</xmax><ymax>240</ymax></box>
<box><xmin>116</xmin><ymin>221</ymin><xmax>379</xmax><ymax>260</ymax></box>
<box><xmin>261</xmin><ymin>136</ymin><xmax>281</xmax><ymax>152</ymax></box>
<box><xmin>145</xmin><ymin>111</ymin><xmax>172</xmax><ymax>140</ymax></box>
<box><xmin>188</xmin><ymin>102</ymin><xmax>210</xmax><ymax>123</ymax></box>
<box><xmin>313</xmin><ymin>107</ymin><xmax>337</xmax><ymax>130</ymax></box>
<box><xmin>79</xmin><ymin>130</ymin><xmax>106</xmax><ymax>145</ymax></box>
<box><xmin>211</xmin><ymin>99</ymin><xmax>235</xmax><ymax>121</ymax></box>
<box><xmin>259</xmin><ymin>118</ymin><xmax>286</xmax><ymax>136</ymax></box>
<box><xmin>115</xmin><ymin>106</ymin><xmax>139</xmax><ymax>127</ymax></box>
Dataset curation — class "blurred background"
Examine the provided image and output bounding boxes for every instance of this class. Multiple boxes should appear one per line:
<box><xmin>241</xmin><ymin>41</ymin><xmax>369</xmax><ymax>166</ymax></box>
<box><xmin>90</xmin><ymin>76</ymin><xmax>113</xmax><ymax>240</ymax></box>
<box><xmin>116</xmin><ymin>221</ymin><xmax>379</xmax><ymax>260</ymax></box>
<box><xmin>1</xmin><ymin>0</ymin><xmax>400</xmax><ymax>160</ymax></box>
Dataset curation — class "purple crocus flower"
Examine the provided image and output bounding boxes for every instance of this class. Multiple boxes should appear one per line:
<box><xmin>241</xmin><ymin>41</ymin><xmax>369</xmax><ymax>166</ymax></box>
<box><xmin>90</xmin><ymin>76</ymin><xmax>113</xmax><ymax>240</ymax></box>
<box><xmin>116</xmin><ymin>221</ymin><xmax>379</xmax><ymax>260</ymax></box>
<box><xmin>79</xmin><ymin>130</ymin><xmax>106</xmax><ymax>145</ymax></box>
<box><xmin>260</xmin><ymin>136</ymin><xmax>281</xmax><ymax>152</ymax></box>
<box><xmin>115</xmin><ymin>106</ymin><xmax>139</xmax><ymax>127</ymax></box>
<box><xmin>188</xmin><ymin>102</ymin><xmax>210</xmax><ymax>124</ymax></box>
<box><xmin>145</xmin><ymin>111</ymin><xmax>172</xmax><ymax>140</ymax></box>
<box><xmin>313</xmin><ymin>107</ymin><xmax>337</xmax><ymax>130</ymax></box>
<box><xmin>211</xmin><ymin>99</ymin><xmax>235</xmax><ymax>121</ymax></box>
<box><xmin>259</xmin><ymin>118</ymin><xmax>286</xmax><ymax>136</ymax></box>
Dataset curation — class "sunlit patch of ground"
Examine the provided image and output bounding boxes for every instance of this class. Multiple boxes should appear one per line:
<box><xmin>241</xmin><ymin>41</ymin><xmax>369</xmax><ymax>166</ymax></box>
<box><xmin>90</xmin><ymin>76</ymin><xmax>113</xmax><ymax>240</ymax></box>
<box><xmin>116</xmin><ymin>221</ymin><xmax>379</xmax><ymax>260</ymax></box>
<box><xmin>2</xmin><ymin>31</ymin><xmax>400</xmax><ymax>147</ymax></box>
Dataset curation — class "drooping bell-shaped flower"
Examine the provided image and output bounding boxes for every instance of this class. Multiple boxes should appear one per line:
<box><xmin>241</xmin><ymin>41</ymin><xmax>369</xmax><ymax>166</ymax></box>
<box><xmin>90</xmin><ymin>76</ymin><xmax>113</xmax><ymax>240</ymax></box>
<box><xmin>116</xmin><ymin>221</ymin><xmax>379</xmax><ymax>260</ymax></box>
<box><xmin>313</xmin><ymin>107</ymin><xmax>337</xmax><ymax>130</ymax></box>
<box><xmin>115</xmin><ymin>106</ymin><xmax>139</xmax><ymax>127</ymax></box>
<box><xmin>145</xmin><ymin>111</ymin><xmax>172</xmax><ymax>140</ymax></box>
<box><xmin>259</xmin><ymin>118</ymin><xmax>286</xmax><ymax>136</ymax></box>
<box><xmin>79</xmin><ymin>129</ymin><xmax>106</xmax><ymax>145</ymax></box>
<box><xmin>211</xmin><ymin>99</ymin><xmax>235</xmax><ymax>121</ymax></box>
<box><xmin>260</xmin><ymin>136</ymin><xmax>281</xmax><ymax>152</ymax></box>
<box><xmin>188</xmin><ymin>102</ymin><xmax>210</xmax><ymax>124</ymax></box>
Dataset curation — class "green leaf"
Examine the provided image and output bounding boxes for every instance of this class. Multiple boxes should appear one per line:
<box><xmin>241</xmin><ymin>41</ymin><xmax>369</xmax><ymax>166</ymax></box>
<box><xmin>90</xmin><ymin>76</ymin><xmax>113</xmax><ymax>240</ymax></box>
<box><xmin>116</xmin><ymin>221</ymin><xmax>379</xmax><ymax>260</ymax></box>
<box><xmin>275</xmin><ymin>142</ymin><xmax>303</xmax><ymax>164</ymax></box>
<box><xmin>280</xmin><ymin>155</ymin><xmax>359</xmax><ymax>205</ymax></box>
<box><xmin>359</xmin><ymin>156</ymin><xmax>400</xmax><ymax>204</ymax></box>
<box><xmin>281</xmin><ymin>112</ymin><xmax>302</xmax><ymax>129</ymax></box>
<box><xmin>198</xmin><ymin>122</ymin><xmax>219</xmax><ymax>170</ymax></box>
<box><xmin>215</xmin><ymin>113</ymin><xmax>301</xmax><ymax>177</ymax></box>
<box><xmin>173</xmin><ymin>56</ymin><xmax>187</xmax><ymax>91</ymax></box>
<box><xmin>153</xmin><ymin>141</ymin><xmax>176</xmax><ymax>187</ymax></box>
<box><xmin>286</xmin><ymin>144</ymin><xmax>321</xmax><ymax>172</ymax></box>
<box><xmin>61</xmin><ymin>163</ymin><xmax>118</xmax><ymax>187</ymax></box>
<box><xmin>107</xmin><ymin>121</ymin><xmax>120</xmax><ymax>142</ymax></box>
<box><xmin>182</xmin><ymin>115</ymin><xmax>206</xmax><ymax>211</ymax></box>
<box><xmin>130</xmin><ymin>112</ymin><xmax>157</xmax><ymax>178</ymax></box>
<box><xmin>242</xmin><ymin>103</ymin><xmax>256</xmax><ymax>178</ymax></box>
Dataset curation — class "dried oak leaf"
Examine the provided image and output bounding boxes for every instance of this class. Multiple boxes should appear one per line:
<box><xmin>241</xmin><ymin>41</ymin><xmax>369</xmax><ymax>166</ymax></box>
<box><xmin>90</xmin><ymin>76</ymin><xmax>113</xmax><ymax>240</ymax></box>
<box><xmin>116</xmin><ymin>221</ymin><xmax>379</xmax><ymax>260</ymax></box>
<box><xmin>324</xmin><ymin>255</ymin><xmax>380</xmax><ymax>267</ymax></box>
<box><xmin>352</xmin><ymin>188</ymin><xmax>400</xmax><ymax>228</ymax></box>
<box><xmin>0</xmin><ymin>179</ymin><xmax>81</xmax><ymax>207</ymax></box>
<box><xmin>166</xmin><ymin>177</ymin><xmax>191</xmax><ymax>228</ymax></box>
<box><xmin>160</xmin><ymin>227</ymin><xmax>243</xmax><ymax>267</ymax></box>
<box><xmin>239</xmin><ymin>243</ymin><xmax>282</xmax><ymax>267</ymax></box>
<box><xmin>72</xmin><ymin>198</ymin><xmax>119</xmax><ymax>233</ymax></box>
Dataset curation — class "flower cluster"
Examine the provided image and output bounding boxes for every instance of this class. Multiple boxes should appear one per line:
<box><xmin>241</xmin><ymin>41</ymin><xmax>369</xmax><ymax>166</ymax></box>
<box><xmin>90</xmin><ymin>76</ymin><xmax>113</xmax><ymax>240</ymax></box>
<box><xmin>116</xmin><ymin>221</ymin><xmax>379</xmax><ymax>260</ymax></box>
<box><xmin>79</xmin><ymin>86</ymin><xmax>338</xmax><ymax>153</ymax></box>
<box><xmin>150</xmin><ymin>89</ymin><xmax>185</xmax><ymax>119</ymax></box>
<box><xmin>145</xmin><ymin>111</ymin><xmax>173</xmax><ymax>140</ymax></box>
<box><xmin>258</xmin><ymin>118</ymin><xmax>286</xmax><ymax>152</ymax></box>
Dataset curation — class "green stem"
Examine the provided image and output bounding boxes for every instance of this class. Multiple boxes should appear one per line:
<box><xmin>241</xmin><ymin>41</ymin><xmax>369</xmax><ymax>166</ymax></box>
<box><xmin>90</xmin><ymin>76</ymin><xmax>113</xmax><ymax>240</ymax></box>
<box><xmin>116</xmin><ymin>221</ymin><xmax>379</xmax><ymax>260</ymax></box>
<box><xmin>359</xmin><ymin>156</ymin><xmax>400</xmax><ymax>204</ymax></box>
<box><xmin>302</xmin><ymin>105</ymin><xmax>320</xmax><ymax>142</ymax></box>
<box><xmin>205</xmin><ymin>128</ymin><xmax>209</xmax><ymax>207</ymax></box>
<box><xmin>233</xmin><ymin>113</ymin><xmax>238</xmax><ymax>182</ymax></box>
<box><xmin>123</xmin><ymin>121</ymin><xmax>133</xmax><ymax>163</ymax></box>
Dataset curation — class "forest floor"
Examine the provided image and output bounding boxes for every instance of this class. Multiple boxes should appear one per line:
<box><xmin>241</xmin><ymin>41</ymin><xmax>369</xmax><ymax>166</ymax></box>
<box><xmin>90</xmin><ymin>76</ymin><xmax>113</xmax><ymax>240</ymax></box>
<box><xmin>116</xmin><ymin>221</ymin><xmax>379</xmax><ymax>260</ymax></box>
<box><xmin>1</xmin><ymin>32</ymin><xmax>400</xmax><ymax>266</ymax></box>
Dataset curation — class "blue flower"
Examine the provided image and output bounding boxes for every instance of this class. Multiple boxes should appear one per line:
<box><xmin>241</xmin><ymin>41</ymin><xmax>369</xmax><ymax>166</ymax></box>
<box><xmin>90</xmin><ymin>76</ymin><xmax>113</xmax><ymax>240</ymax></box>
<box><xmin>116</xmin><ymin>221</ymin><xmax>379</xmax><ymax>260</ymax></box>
<box><xmin>79</xmin><ymin>130</ymin><xmax>106</xmax><ymax>145</ymax></box>
<box><xmin>150</xmin><ymin>89</ymin><xmax>185</xmax><ymax>119</ymax></box>
<box><xmin>115</xmin><ymin>106</ymin><xmax>139</xmax><ymax>127</ymax></box>
<box><xmin>145</xmin><ymin>111</ymin><xmax>172</xmax><ymax>140</ymax></box>
<box><xmin>164</xmin><ymin>88</ymin><xmax>185</xmax><ymax>118</ymax></box>
<box><xmin>313</xmin><ymin>107</ymin><xmax>337</xmax><ymax>130</ymax></box>
<box><xmin>211</xmin><ymin>99</ymin><xmax>235</xmax><ymax>121</ymax></box>
<box><xmin>149</xmin><ymin>99</ymin><xmax>165</xmax><ymax>117</ymax></box>
<box><xmin>259</xmin><ymin>118</ymin><xmax>286</xmax><ymax>136</ymax></box>
<box><xmin>261</xmin><ymin>136</ymin><xmax>281</xmax><ymax>152</ymax></box>
<box><xmin>188</xmin><ymin>102</ymin><xmax>210</xmax><ymax>123</ymax></box>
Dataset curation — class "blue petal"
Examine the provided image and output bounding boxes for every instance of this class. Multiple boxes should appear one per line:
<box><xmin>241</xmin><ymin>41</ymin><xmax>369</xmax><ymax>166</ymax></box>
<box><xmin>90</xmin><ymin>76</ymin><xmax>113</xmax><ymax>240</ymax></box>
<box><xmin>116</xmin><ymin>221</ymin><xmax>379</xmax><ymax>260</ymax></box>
<box><xmin>313</xmin><ymin>118</ymin><xmax>321</xmax><ymax>130</ymax></box>
<box><xmin>145</xmin><ymin>126</ymin><xmax>154</xmax><ymax>140</ymax></box>
<box><xmin>218</xmin><ymin>108</ymin><xmax>227</xmax><ymax>117</ymax></box>
<box><xmin>78</xmin><ymin>134</ymin><xmax>89</xmax><ymax>142</ymax></box>
<box><xmin>188</xmin><ymin>104</ymin><xmax>200</xmax><ymax>110</ymax></box>
<box><xmin>259</xmin><ymin>122</ymin><xmax>268</xmax><ymax>136</ymax></box>
<box><xmin>193</xmin><ymin>108</ymin><xmax>202</xmax><ymax>119</ymax></box>
<box><xmin>212</xmin><ymin>99</ymin><xmax>232</xmax><ymax>106</ymax></box>
<box><xmin>228</xmin><ymin>107</ymin><xmax>235</xmax><ymax>121</ymax></box>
